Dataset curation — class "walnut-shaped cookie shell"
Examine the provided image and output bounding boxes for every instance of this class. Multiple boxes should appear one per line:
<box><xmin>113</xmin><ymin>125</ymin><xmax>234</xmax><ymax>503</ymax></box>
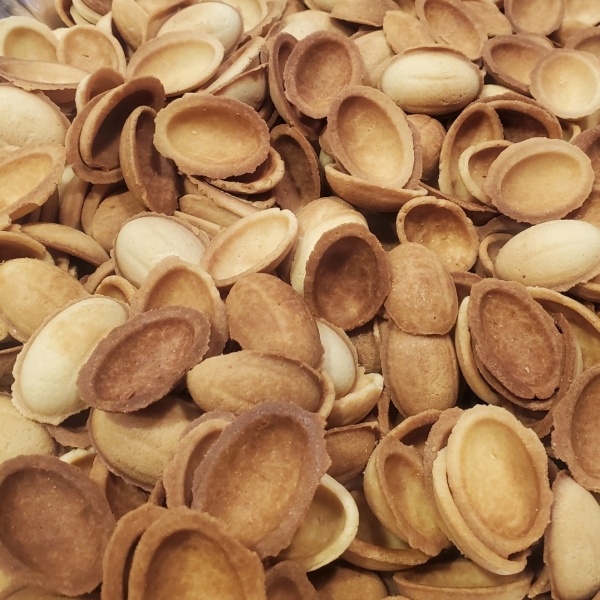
<box><xmin>396</xmin><ymin>197</ymin><xmax>478</xmax><ymax>272</ymax></box>
<box><xmin>191</xmin><ymin>402</ymin><xmax>330</xmax><ymax>559</ymax></box>
<box><xmin>78</xmin><ymin>306</ymin><xmax>211</xmax><ymax>412</ymax></box>
<box><xmin>297</xmin><ymin>221</ymin><xmax>391</xmax><ymax>331</ymax></box>
<box><xmin>187</xmin><ymin>351</ymin><xmax>334</xmax><ymax>417</ymax></box>
<box><xmin>79</xmin><ymin>76</ymin><xmax>165</xmax><ymax>172</ymax></box>
<box><xmin>129</xmin><ymin>256</ymin><xmax>227</xmax><ymax>358</ymax></box>
<box><xmin>325</xmin><ymin>422</ymin><xmax>378</xmax><ymax>484</ymax></box>
<box><xmin>431</xmin><ymin>447</ymin><xmax>530</xmax><ymax>575</ymax></box>
<box><xmin>200</xmin><ymin>208</ymin><xmax>297</xmax><ymax>289</ymax></box>
<box><xmin>380</xmin><ymin>320</ymin><xmax>459</xmax><ymax>417</ymax></box>
<box><xmin>88</xmin><ymin>395</ymin><xmax>200</xmax><ymax>491</ymax></box>
<box><xmin>226</xmin><ymin>273</ymin><xmax>322</xmax><ymax>368</ymax></box>
<box><xmin>393</xmin><ymin>558</ymin><xmax>533</xmax><ymax>600</ymax></box>
<box><xmin>363</xmin><ymin>434</ymin><xmax>450</xmax><ymax>557</ymax></box>
<box><xmin>12</xmin><ymin>296</ymin><xmax>128</xmax><ymax>425</ymax></box>
<box><xmin>278</xmin><ymin>474</ymin><xmax>359</xmax><ymax>571</ymax></box>
<box><xmin>482</xmin><ymin>35</ymin><xmax>550</xmax><ymax>96</ymax></box>
<box><xmin>101</xmin><ymin>504</ymin><xmax>166</xmax><ymax>600</ymax></box>
<box><xmin>266</xmin><ymin>561</ymin><xmax>318</xmax><ymax>600</ymax></box>
<box><xmin>438</xmin><ymin>101</ymin><xmax>503</xmax><ymax>202</ymax></box>
<box><xmin>385</xmin><ymin>243</ymin><xmax>458</xmax><ymax>335</ymax></box>
<box><xmin>0</xmin><ymin>455</ymin><xmax>115</xmax><ymax>596</ymax></box>
<box><xmin>0</xmin><ymin>258</ymin><xmax>88</xmax><ymax>343</ymax></box>
<box><xmin>544</xmin><ymin>472</ymin><xmax>600</xmax><ymax>600</ymax></box>
<box><xmin>119</xmin><ymin>106</ymin><xmax>178</xmax><ymax>215</ymax></box>
<box><xmin>504</xmin><ymin>0</ymin><xmax>564</xmax><ymax>36</ymax></box>
<box><xmin>327</xmin><ymin>85</ymin><xmax>414</xmax><ymax>190</ymax></box>
<box><xmin>153</xmin><ymin>94</ymin><xmax>270</xmax><ymax>179</ymax></box>
<box><xmin>343</xmin><ymin>488</ymin><xmax>430</xmax><ymax>572</ymax></box>
<box><xmin>127</xmin><ymin>507</ymin><xmax>266</xmax><ymax>600</ymax></box>
<box><xmin>468</xmin><ymin>278</ymin><xmax>564</xmax><ymax>400</ymax></box>
<box><xmin>483</xmin><ymin>138</ymin><xmax>594</xmax><ymax>224</ymax></box>
<box><xmin>552</xmin><ymin>365</ymin><xmax>600</xmax><ymax>492</ymax></box>
<box><xmin>270</xmin><ymin>124</ymin><xmax>321</xmax><ymax>213</ymax></box>
<box><xmin>126</xmin><ymin>32</ymin><xmax>224</xmax><ymax>97</ymax></box>
<box><xmin>0</xmin><ymin>144</ymin><xmax>65</xmax><ymax>221</ymax></box>
<box><xmin>445</xmin><ymin>405</ymin><xmax>553</xmax><ymax>557</ymax></box>
<box><xmin>113</xmin><ymin>213</ymin><xmax>208</xmax><ymax>288</ymax></box>
<box><xmin>283</xmin><ymin>30</ymin><xmax>365</xmax><ymax>119</ymax></box>
<box><xmin>495</xmin><ymin>220</ymin><xmax>600</xmax><ymax>292</ymax></box>
<box><xmin>162</xmin><ymin>412</ymin><xmax>234</xmax><ymax>509</ymax></box>
<box><xmin>379</xmin><ymin>47</ymin><xmax>483</xmax><ymax>116</ymax></box>
<box><xmin>415</xmin><ymin>0</ymin><xmax>486</xmax><ymax>61</ymax></box>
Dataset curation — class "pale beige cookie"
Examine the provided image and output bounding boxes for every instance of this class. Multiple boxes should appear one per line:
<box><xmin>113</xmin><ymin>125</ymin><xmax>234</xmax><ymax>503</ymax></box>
<box><xmin>0</xmin><ymin>393</ymin><xmax>55</xmax><ymax>465</ymax></box>
<box><xmin>113</xmin><ymin>213</ymin><xmax>208</xmax><ymax>288</ymax></box>
<box><xmin>0</xmin><ymin>58</ymin><xmax>87</xmax><ymax>104</ymax></box>
<box><xmin>0</xmin><ymin>17</ymin><xmax>58</xmax><ymax>62</ymax></box>
<box><xmin>200</xmin><ymin>208</ymin><xmax>297</xmax><ymax>289</ymax></box>
<box><xmin>157</xmin><ymin>2</ymin><xmax>243</xmax><ymax>56</ymax></box>
<box><xmin>278</xmin><ymin>473</ymin><xmax>359</xmax><ymax>570</ymax></box>
<box><xmin>21</xmin><ymin>222</ymin><xmax>109</xmax><ymax>267</ymax></box>
<box><xmin>343</xmin><ymin>487</ymin><xmax>429</xmax><ymax>571</ymax></box>
<box><xmin>432</xmin><ymin>447</ymin><xmax>531</xmax><ymax>575</ymax></box>
<box><xmin>57</xmin><ymin>24</ymin><xmax>127</xmax><ymax>73</ymax></box>
<box><xmin>127</xmin><ymin>32</ymin><xmax>224</xmax><ymax>97</ymax></box>
<box><xmin>495</xmin><ymin>220</ymin><xmax>600</xmax><ymax>291</ymax></box>
<box><xmin>380</xmin><ymin>47</ymin><xmax>483</xmax><ymax>116</ymax></box>
<box><xmin>12</xmin><ymin>296</ymin><xmax>128</xmax><ymax>425</ymax></box>
<box><xmin>544</xmin><ymin>471</ymin><xmax>600</xmax><ymax>600</ymax></box>
<box><xmin>0</xmin><ymin>84</ymin><xmax>69</xmax><ymax>148</ymax></box>
<box><xmin>0</xmin><ymin>144</ymin><xmax>65</xmax><ymax>221</ymax></box>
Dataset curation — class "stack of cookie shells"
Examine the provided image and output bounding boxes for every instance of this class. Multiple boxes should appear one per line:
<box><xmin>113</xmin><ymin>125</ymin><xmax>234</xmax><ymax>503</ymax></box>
<box><xmin>1</xmin><ymin>0</ymin><xmax>600</xmax><ymax>598</ymax></box>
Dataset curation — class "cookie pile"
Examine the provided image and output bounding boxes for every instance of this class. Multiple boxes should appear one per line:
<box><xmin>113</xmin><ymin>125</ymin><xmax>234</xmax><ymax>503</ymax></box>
<box><xmin>0</xmin><ymin>0</ymin><xmax>600</xmax><ymax>598</ymax></box>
